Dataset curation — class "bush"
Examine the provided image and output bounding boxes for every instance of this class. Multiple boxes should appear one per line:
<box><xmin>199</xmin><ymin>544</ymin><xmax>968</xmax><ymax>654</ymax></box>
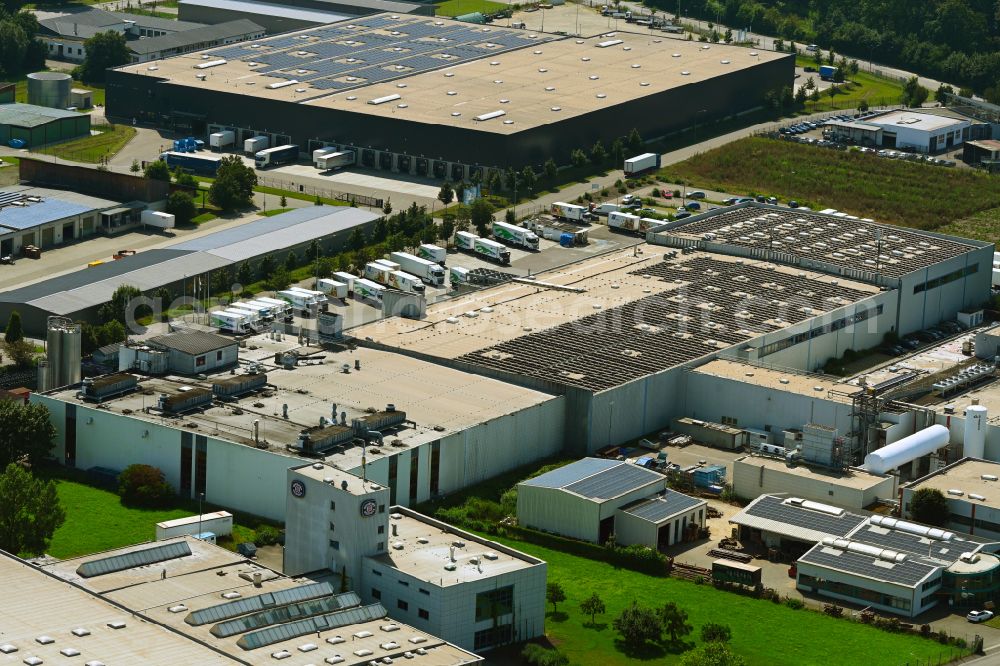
<box><xmin>920</xmin><ymin>624</ymin><xmax>931</xmax><ymax>637</ymax></box>
<box><xmin>783</xmin><ymin>597</ymin><xmax>804</xmax><ymax>610</ymax></box>
<box><xmin>522</xmin><ymin>644</ymin><xmax>568</xmax><ymax>666</ymax></box>
<box><xmin>937</xmin><ymin>629</ymin><xmax>950</xmax><ymax>645</ymax></box>
<box><xmin>254</xmin><ymin>524</ymin><xmax>281</xmax><ymax>546</ymax></box>
<box><xmin>700</xmin><ymin>622</ymin><xmax>732</xmax><ymax>643</ymax></box>
<box><xmin>118</xmin><ymin>464</ymin><xmax>174</xmax><ymax>508</ymax></box>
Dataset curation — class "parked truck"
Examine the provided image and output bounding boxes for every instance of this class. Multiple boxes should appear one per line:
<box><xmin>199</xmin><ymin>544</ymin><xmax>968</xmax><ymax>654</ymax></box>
<box><xmin>277</xmin><ymin>289</ymin><xmax>318</xmax><ymax>312</ymax></box>
<box><xmin>493</xmin><ymin>220</ymin><xmax>539</xmax><ymax>250</ymax></box>
<box><xmin>364</xmin><ymin>262</ymin><xmax>394</xmax><ymax>285</ymax></box>
<box><xmin>389</xmin><ymin>251</ymin><xmax>446</xmax><ymax>286</ymax></box>
<box><xmin>211</xmin><ymin>310</ymin><xmax>252</xmax><ymax>334</ymax></box>
<box><xmin>254</xmin><ymin>144</ymin><xmax>299</xmax><ymax>168</ymax></box>
<box><xmin>474</xmin><ymin>237</ymin><xmax>510</xmax><ymax>265</ymax></box>
<box><xmin>608</xmin><ymin>211</ymin><xmax>651</xmax><ymax>234</ymax></box>
<box><xmin>623</xmin><ymin>152</ymin><xmax>661</xmax><ymax>175</ymax></box>
<box><xmin>450</xmin><ymin>265</ymin><xmax>470</xmax><ymax>286</ymax></box>
<box><xmin>819</xmin><ymin>65</ymin><xmax>838</xmax><ymax>81</ymax></box>
<box><xmin>316</xmin><ymin>150</ymin><xmax>355</xmax><ymax>171</ymax></box>
<box><xmin>317</xmin><ymin>278</ymin><xmax>348</xmax><ymax>299</ymax></box>
<box><xmin>244</xmin><ymin>136</ymin><xmax>269</xmax><ymax>155</ymax></box>
<box><xmin>550</xmin><ymin>201</ymin><xmax>587</xmax><ymax>222</ymax></box>
<box><xmin>332</xmin><ymin>271</ymin><xmax>356</xmax><ymax>293</ymax></box>
<box><xmin>417</xmin><ymin>243</ymin><xmax>447</xmax><ymax>265</ymax></box>
<box><xmin>254</xmin><ymin>297</ymin><xmax>292</xmax><ymax>321</ymax></box>
<box><xmin>388</xmin><ymin>270</ymin><xmax>426</xmax><ymax>294</ymax></box>
<box><xmin>288</xmin><ymin>286</ymin><xmax>328</xmax><ymax>305</ymax></box>
<box><xmin>589</xmin><ymin>202</ymin><xmax>620</xmax><ymax>217</ymax></box>
<box><xmin>455</xmin><ymin>231</ymin><xmax>478</xmax><ymax>252</ymax></box>
<box><xmin>225</xmin><ymin>306</ymin><xmax>260</xmax><ymax>326</ymax></box>
<box><xmin>353</xmin><ymin>278</ymin><xmax>385</xmax><ymax>305</ymax></box>
<box><xmin>233</xmin><ymin>301</ymin><xmax>271</xmax><ymax>320</ymax></box>
<box><xmin>209</xmin><ymin>130</ymin><xmax>235</xmax><ymax>151</ymax></box>
<box><xmin>159</xmin><ymin>151</ymin><xmax>223</xmax><ymax>175</ymax></box>
<box><xmin>373</xmin><ymin>258</ymin><xmax>400</xmax><ymax>272</ymax></box>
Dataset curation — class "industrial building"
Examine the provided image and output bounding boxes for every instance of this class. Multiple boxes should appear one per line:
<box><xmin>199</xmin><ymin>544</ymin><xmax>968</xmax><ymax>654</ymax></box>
<box><xmin>0</xmin><ymin>186</ymin><xmax>120</xmax><ymax>259</ymax></box>
<box><xmin>863</xmin><ymin>110</ymin><xmax>971</xmax><ymax>153</ymax></box>
<box><xmin>27</xmin><ymin>535</ymin><xmax>482</xmax><ymax>665</ymax></box>
<box><xmin>730</xmin><ymin>494</ymin><xmax>868</xmax><ymax>557</ymax></box>
<box><xmin>0</xmin><ymin>103</ymin><xmax>90</xmax><ymax>147</ymax></box>
<box><xmin>963</xmin><ymin>139</ymin><xmax>1000</xmax><ymax>169</ymax></box>
<box><xmin>126</xmin><ymin>19</ymin><xmax>266</xmax><ymax>63</ymax></box>
<box><xmin>0</xmin><ymin>205</ymin><xmax>379</xmax><ymax>335</ymax></box>
<box><xmin>904</xmin><ymin>458</ymin><xmax>1000</xmax><ymax>541</ymax></box>
<box><xmin>121</xmin><ymin>330</ymin><xmax>239</xmax><ymax>375</ymax></box>
<box><xmin>284</xmin><ymin>463</ymin><xmax>546</xmax><ymax>652</ymax></box>
<box><xmin>178</xmin><ymin>0</ymin><xmax>430</xmax><ymax>33</ymax></box>
<box><xmin>105</xmin><ymin>15</ymin><xmax>792</xmax><ymax>171</ymax></box>
<box><xmin>732</xmin><ymin>454</ymin><xmax>895</xmax><ymax>510</ymax></box>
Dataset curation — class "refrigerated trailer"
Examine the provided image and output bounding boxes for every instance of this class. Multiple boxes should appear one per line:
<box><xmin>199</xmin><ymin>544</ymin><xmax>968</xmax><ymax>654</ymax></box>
<box><xmin>254</xmin><ymin>145</ymin><xmax>299</xmax><ymax>168</ymax></box>
<box><xmin>455</xmin><ymin>231</ymin><xmax>478</xmax><ymax>251</ymax></box>
<box><xmin>550</xmin><ymin>201</ymin><xmax>587</xmax><ymax>222</ymax></box>
<box><xmin>277</xmin><ymin>289</ymin><xmax>317</xmax><ymax>310</ymax></box>
<box><xmin>211</xmin><ymin>310</ymin><xmax>252</xmax><ymax>334</ymax></box>
<box><xmin>354</xmin><ymin>278</ymin><xmax>385</xmax><ymax>305</ymax></box>
<box><xmin>389</xmin><ymin>270</ymin><xmax>425</xmax><ymax>294</ymax></box>
<box><xmin>623</xmin><ymin>152</ymin><xmax>661</xmax><ymax>175</ymax></box>
<box><xmin>141</xmin><ymin>210</ymin><xmax>175</xmax><ymax>229</ymax></box>
<box><xmin>474</xmin><ymin>238</ymin><xmax>510</xmax><ymax>265</ymax></box>
<box><xmin>417</xmin><ymin>243</ymin><xmax>447</xmax><ymax>265</ymax></box>
<box><xmin>389</xmin><ymin>251</ymin><xmax>446</xmax><ymax>286</ymax></box>
<box><xmin>332</xmin><ymin>271</ymin><xmax>356</xmax><ymax>293</ymax></box>
<box><xmin>608</xmin><ymin>211</ymin><xmax>652</xmax><ymax>234</ymax></box>
<box><xmin>317</xmin><ymin>278</ymin><xmax>348</xmax><ymax>299</ymax></box>
<box><xmin>244</xmin><ymin>136</ymin><xmax>268</xmax><ymax>155</ymax></box>
<box><xmin>316</xmin><ymin>150</ymin><xmax>355</xmax><ymax>171</ymax></box>
<box><xmin>254</xmin><ymin>297</ymin><xmax>292</xmax><ymax>320</ymax></box>
<box><xmin>288</xmin><ymin>286</ymin><xmax>328</xmax><ymax>305</ymax></box>
<box><xmin>493</xmin><ymin>220</ymin><xmax>539</xmax><ymax>250</ymax></box>
<box><xmin>209</xmin><ymin>130</ymin><xmax>235</xmax><ymax>151</ymax></box>
<box><xmin>450</xmin><ymin>265</ymin><xmax>470</xmax><ymax>285</ymax></box>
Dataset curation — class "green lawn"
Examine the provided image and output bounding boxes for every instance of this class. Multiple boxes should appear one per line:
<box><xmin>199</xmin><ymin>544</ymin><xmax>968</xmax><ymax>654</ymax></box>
<box><xmin>435</xmin><ymin>0</ymin><xmax>506</xmax><ymax>16</ymax></box>
<box><xmin>935</xmin><ymin>206</ymin><xmax>1000</xmax><ymax>244</ymax></box>
<box><xmin>260</xmin><ymin>208</ymin><xmax>293</xmax><ymax>217</ymax></box>
<box><xmin>491</xmin><ymin>536</ymin><xmax>957</xmax><ymax>666</ymax></box>
<box><xmin>35</xmin><ymin>124</ymin><xmax>136</xmax><ymax>163</ymax></box>
<box><xmin>795</xmin><ymin>57</ymin><xmax>904</xmax><ymax>111</ymax></box>
<box><xmin>659</xmin><ymin>137</ymin><xmax>1000</xmax><ymax>230</ymax></box>
<box><xmin>192</xmin><ymin>211</ymin><xmax>219</xmax><ymax>224</ymax></box>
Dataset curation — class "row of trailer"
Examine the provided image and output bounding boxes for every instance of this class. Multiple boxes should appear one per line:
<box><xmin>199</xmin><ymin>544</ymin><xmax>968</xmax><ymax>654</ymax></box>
<box><xmin>210</xmin><ymin>297</ymin><xmax>293</xmax><ymax>334</ymax></box>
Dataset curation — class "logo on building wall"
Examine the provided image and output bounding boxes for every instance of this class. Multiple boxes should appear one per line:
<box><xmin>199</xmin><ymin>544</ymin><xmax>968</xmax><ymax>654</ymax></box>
<box><xmin>290</xmin><ymin>480</ymin><xmax>307</xmax><ymax>498</ymax></box>
<box><xmin>360</xmin><ymin>499</ymin><xmax>377</xmax><ymax>517</ymax></box>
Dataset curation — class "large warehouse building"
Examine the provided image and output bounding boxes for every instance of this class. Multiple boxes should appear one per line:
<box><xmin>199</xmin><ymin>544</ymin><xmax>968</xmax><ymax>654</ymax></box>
<box><xmin>105</xmin><ymin>15</ymin><xmax>792</xmax><ymax>171</ymax></box>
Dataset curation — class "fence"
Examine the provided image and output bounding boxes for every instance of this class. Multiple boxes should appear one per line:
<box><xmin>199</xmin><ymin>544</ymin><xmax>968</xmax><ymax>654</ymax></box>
<box><xmin>255</xmin><ymin>175</ymin><xmax>383</xmax><ymax>209</ymax></box>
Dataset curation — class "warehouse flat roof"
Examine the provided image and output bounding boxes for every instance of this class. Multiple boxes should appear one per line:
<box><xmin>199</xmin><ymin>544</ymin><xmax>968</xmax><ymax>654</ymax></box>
<box><xmin>0</xmin><ymin>186</ymin><xmax>118</xmax><ymax>233</ymax></box>
<box><xmin>112</xmin><ymin>14</ymin><xmax>786</xmax><ymax>133</ymax></box>
<box><xmin>653</xmin><ymin>203</ymin><xmax>985</xmax><ymax>279</ymax></box>
<box><xmin>906</xmin><ymin>458</ymin><xmax>1000</xmax><ymax>506</ymax></box>
<box><xmin>179</xmin><ymin>0</ymin><xmax>354</xmax><ymax>24</ymax></box>
<box><xmin>730</xmin><ymin>494</ymin><xmax>868</xmax><ymax>544</ymax></box>
<box><xmin>47</xmin><ymin>339</ymin><xmax>557</xmax><ymax>467</ymax></box>
<box><xmin>147</xmin><ymin>330</ymin><xmax>236</xmax><ymax>355</ymax></box>
<box><xmin>0</xmin><ymin>550</ymin><xmax>234</xmax><ymax>665</ymax></box>
<box><xmin>690</xmin><ymin>358</ymin><xmax>859</xmax><ymax>405</ymax></box>
<box><xmin>353</xmin><ymin>244</ymin><xmax>878</xmax><ymax>391</ymax></box>
<box><xmin>734</xmin><ymin>455</ymin><xmax>890</xmax><ymax>491</ymax></box>
<box><xmin>368</xmin><ymin>506</ymin><xmax>543</xmax><ymax>586</ymax></box>
<box><xmin>867</xmin><ymin>110</ymin><xmax>970</xmax><ymax>133</ymax></box>
<box><xmin>129</xmin><ymin>18</ymin><xmax>264</xmax><ymax>55</ymax></box>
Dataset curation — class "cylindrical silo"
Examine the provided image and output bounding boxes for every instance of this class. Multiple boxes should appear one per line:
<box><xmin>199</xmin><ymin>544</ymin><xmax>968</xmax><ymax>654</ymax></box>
<box><xmin>863</xmin><ymin>424</ymin><xmax>950</xmax><ymax>475</ymax></box>
<box><xmin>27</xmin><ymin>72</ymin><xmax>71</xmax><ymax>109</ymax></box>
<box><xmin>965</xmin><ymin>401</ymin><xmax>988</xmax><ymax>459</ymax></box>
<box><xmin>45</xmin><ymin>316</ymin><xmax>81</xmax><ymax>389</ymax></box>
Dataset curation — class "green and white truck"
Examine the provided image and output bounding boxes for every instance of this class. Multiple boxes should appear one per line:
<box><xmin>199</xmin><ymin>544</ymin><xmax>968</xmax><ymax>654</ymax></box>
<box><xmin>493</xmin><ymin>220</ymin><xmax>539</xmax><ymax>250</ymax></box>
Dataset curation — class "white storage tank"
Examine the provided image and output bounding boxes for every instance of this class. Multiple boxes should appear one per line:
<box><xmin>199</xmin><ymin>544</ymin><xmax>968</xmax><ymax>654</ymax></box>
<box><xmin>864</xmin><ymin>425</ymin><xmax>950</xmax><ymax>475</ymax></box>
<box><xmin>964</xmin><ymin>401</ymin><xmax>988</xmax><ymax>459</ymax></box>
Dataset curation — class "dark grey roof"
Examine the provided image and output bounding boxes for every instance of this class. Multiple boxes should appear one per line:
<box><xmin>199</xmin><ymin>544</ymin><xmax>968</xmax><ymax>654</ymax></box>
<box><xmin>147</xmin><ymin>330</ymin><xmax>235</xmax><ymax>356</ymax></box>
<box><xmin>109</xmin><ymin>10</ymin><xmax>204</xmax><ymax>31</ymax></box>
<box><xmin>563</xmin><ymin>463</ymin><xmax>663</xmax><ymax>501</ymax></box>
<box><xmin>732</xmin><ymin>495</ymin><xmax>868</xmax><ymax>543</ymax></box>
<box><xmin>128</xmin><ymin>18</ymin><xmax>263</xmax><ymax>55</ymax></box>
<box><xmin>93</xmin><ymin>342</ymin><xmax>122</xmax><ymax>357</ymax></box>
<box><xmin>848</xmin><ymin>521</ymin><xmax>987</xmax><ymax>560</ymax></box>
<box><xmin>799</xmin><ymin>541</ymin><xmax>939</xmax><ymax>588</ymax></box>
<box><xmin>622</xmin><ymin>491</ymin><xmax>704</xmax><ymax>523</ymax></box>
<box><xmin>520</xmin><ymin>458</ymin><xmax>619</xmax><ymax>490</ymax></box>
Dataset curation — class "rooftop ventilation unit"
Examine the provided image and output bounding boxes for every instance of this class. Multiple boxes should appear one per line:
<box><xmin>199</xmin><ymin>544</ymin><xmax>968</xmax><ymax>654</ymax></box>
<box><xmin>597</xmin><ymin>39</ymin><xmax>623</xmax><ymax>48</ymax></box>
<box><xmin>195</xmin><ymin>59</ymin><xmax>226</xmax><ymax>69</ymax></box>
<box><xmin>475</xmin><ymin>110</ymin><xmax>506</xmax><ymax>121</ymax></box>
<box><xmin>267</xmin><ymin>80</ymin><xmax>298</xmax><ymax>90</ymax></box>
<box><xmin>368</xmin><ymin>93</ymin><xmax>401</xmax><ymax>105</ymax></box>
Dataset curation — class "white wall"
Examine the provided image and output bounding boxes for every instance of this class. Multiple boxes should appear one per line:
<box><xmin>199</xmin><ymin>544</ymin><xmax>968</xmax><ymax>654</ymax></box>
<box><xmin>517</xmin><ymin>485</ymin><xmax>601</xmax><ymax>542</ymax></box>
<box><xmin>796</xmin><ymin>561</ymin><xmax>934</xmax><ymax>617</ymax></box>
<box><xmin>732</xmin><ymin>457</ymin><xmax>895</xmax><ymax>509</ymax></box>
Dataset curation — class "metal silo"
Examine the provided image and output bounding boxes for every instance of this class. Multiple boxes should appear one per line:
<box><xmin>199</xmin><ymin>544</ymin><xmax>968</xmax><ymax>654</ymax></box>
<box><xmin>27</xmin><ymin>72</ymin><xmax>72</xmax><ymax>109</ymax></box>
<box><xmin>45</xmin><ymin>316</ymin><xmax>81</xmax><ymax>390</ymax></box>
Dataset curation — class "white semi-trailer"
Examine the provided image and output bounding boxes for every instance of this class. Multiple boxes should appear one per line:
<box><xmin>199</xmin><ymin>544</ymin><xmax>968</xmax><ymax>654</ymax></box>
<box><xmin>277</xmin><ymin>289</ymin><xmax>317</xmax><ymax>311</ymax></box>
<box><xmin>608</xmin><ymin>211</ymin><xmax>648</xmax><ymax>234</ymax></box>
<box><xmin>316</xmin><ymin>150</ymin><xmax>355</xmax><ymax>171</ymax></box>
<box><xmin>209</xmin><ymin>130</ymin><xmax>235</xmax><ymax>150</ymax></box>
<box><xmin>288</xmin><ymin>286</ymin><xmax>328</xmax><ymax>305</ymax></box>
<box><xmin>624</xmin><ymin>152</ymin><xmax>661</xmax><ymax>175</ymax></box>
<box><xmin>254</xmin><ymin>297</ymin><xmax>292</xmax><ymax>320</ymax></box>
<box><xmin>474</xmin><ymin>237</ymin><xmax>511</xmax><ymax>265</ymax></box>
<box><xmin>388</xmin><ymin>270</ymin><xmax>426</xmax><ymax>294</ymax></box>
<box><xmin>455</xmin><ymin>231</ymin><xmax>478</xmax><ymax>251</ymax></box>
<box><xmin>450</xmin><ymin>265</ymin><xmax>470</xmax><ymax>285</ymax></box>
<box><xmin>317</xmin><ymin>278</ymin><xmax>348</xmax><ymax>299</ymax></box>
<box><xmin>211</xmin><ymin>310</ymin><xmax>251</xmax><ymax>334</ymax></box>
<box><xmin>364</xmin><ymin>262</ymin><xmax>393</xmax><ymax>285</ymax></box>
<box><xmin>332</xmin><ymin>271</ymin><xmax>356</xmax><ymax>293</ymax></box>
<box><xmin>389</xmin><ymin>251</ymin><xmax>445</xmax><ymax>286</ymax></box>
<box><xmin>354</xmin><ymin>278</ymin><xmax>385</xmax><ymax>305</ymax></box>
<box><xmin>417</xmin><ymin>243</ymin><xmax>447</xmax><ymax>265</ymax></box>
<box><xmin>550</xmin><ymin>201</ymin><xmax>587</xmax><ymax>222</ymax></box>
<box><xmin>140</xmin><ymin>210</ymin><xmax>175</xmax><ymax>229</ymax></box>
<box><xmin>493</xmin><ymin>220</ymin><xmax>539</xmax><ymax>250</ymax></box>
<box><xmin>244</xmin><ymin>136</ymin><xmax>268</xmax><ymax>155</ymax></box>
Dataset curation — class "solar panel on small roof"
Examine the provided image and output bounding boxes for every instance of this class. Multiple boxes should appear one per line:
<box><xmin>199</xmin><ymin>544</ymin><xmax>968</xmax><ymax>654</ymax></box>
<box><xmin>76</xmin><ymin>540</ymin><xmax>192</xmax><ymax>578</ymax></box>
<box><xmin>210</xmin><ymin>591</ymin><xmax>361</xmax><ymax>637</ymax></box>
<box><xmin>186</xmin><ymin>581</ymin><xmax>335</xmax><ymax>626</ymax></box>
<box><xmin>236</xmin><ymin>602</ymin><xmax>387</xmax><ymax>650</ymax></box>
<box><xmin>520</xmin><ymin>458</ymin><xmax>619</xmax><ymax>489</ymax></box>
<box><xmin>625</xmin><ymin>491</ymin><xmax>704</xmax><ymax>523</ymax></box>
<box><xmin>564</xmin><ymin>463</ymin><xmax>662</xmax><ymax>500</ymax></box>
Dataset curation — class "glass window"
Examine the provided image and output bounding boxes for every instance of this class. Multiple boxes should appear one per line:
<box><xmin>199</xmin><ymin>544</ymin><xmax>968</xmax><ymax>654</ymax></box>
<box><xmin>474</xmin><ymin>624</ymin><xmax>512</xmax><ymax>650</ymax></box>
<box><xmin>371</xmin><ymin>588</ymin><xmax>381</xmax><ymax>600</ymax></box>
<box><xmin>475</xmin><ymin>586</ymin><xmax>514</xmax><ymax>622</ymax></box>
<box><xmin>330</xmin><ymin>540</ymin><xmax>340</xmax><ymax>550</ymax></box>
<box><xmin>418</xmin><ymin>608</ymin><xmax>429</xmax><ymax>620</ymax></box>
<box><xmin>397</xmin><ymin>600</ymin><xmax>408</xmax><ymax>611</ymax></box>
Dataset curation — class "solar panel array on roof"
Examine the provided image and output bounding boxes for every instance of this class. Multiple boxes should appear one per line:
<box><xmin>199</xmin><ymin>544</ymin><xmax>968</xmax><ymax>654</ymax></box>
<box><xmin>236</xmin><ymin>602</ymin><xmax>387</xmax><ymax>650</ymax></box>
<box><xmin>799</xmin><ymin>542</ymin><xmax>938</xmax><ymax>587</ymax></box>
<box><xmin>519</xmin><ymin>458</ymin><xmax>619</xmax><ymax>490</ymax></box>
<box><xmin>76</xmin><ymin>541</ymin><xmax>192</xmax><ymax>578</ymax></box>
<box><xmin>849</xmin><ymin>522</ymin><xmax>981</xmax><ymax>561</ymax></box>
<box><xmin>204</xmin><ymin>15</ymin><xmax>554</xmax><ymax>96</ymax></box>
<box><xmin>186</xmin><ymin>581</ymin><xmax>335</xmax><ymax>626</ymax></box>
<box><xmin>564</xmin><ymin>463</ymin><xmax>661</xmax><ymax>500</ymax></box>
<box><xmin>625</xmin><ymin>491</ymin><xmax>704</xmax><ymax>523</ymax></box>
<box><xmin>210</xmin><ymin>591</ymin><xmax>361</xmax><ymax>637</ymax></box>
<box><xmin>744</xmin><ymin>495</ymin><xmax>866</xmax><ymax>539</ymax></box>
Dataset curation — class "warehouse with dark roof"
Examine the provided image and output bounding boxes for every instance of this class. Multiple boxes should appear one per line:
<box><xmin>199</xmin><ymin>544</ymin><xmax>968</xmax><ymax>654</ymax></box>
<box><xmin>105</xmin><ymin>14</ymin><xmax>792</xmax><ymax>173</ymax></box>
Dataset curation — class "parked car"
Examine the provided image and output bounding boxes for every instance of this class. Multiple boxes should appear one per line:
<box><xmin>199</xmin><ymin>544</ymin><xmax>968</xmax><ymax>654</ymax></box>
<box><xmin>724</xmin><ymin>197</ymin><xmax>739</xmax><ymax>205</ymax></box>
<box><xmin>806</xmin><ymin>44</ymin><xmax>819</xmax><ymax>52</ymax></box>
<box><xmin>688</xmin><ymin>190</ymin><xmax>706</xmax><ymax>199</ymax></box>
<box><xmin>674</xmin><ymin>211</ymin><xmax>692</xmax><ymax>219</ymax></box>
<box><xmin>788</xmin><ymin>200</ymin><xmax>800</xmax><ymax>208</ymax></box>
<box><xmin>804</xmin><ymin>65</ymin><xmax>816</xmax><ymax>72</ymax></box>
<box><xmin>967</xmin><ymin>610</ymin><xmax>994</xmax><ymax>623</ymax></box>
<box><xmin>684</xmin><ymin>201</ymin><xmax>701</xmax><ymax>210</ymax></box>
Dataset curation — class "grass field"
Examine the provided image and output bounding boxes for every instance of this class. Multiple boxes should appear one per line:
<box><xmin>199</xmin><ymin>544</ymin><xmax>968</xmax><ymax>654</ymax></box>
<box><xmin>35</xmin><ymin>124</ymin><xmax>136</xmax><ymax>164</ymax></box>
<box><xmin>14</xmin><ymin>79</ymin><xmax>106</xmax><ymax>107</ymax></box>
<box><xmin>486</xmin><ymin>536</ymin><xmax>959</xmax><ymax>666</ymax></box>
<box><xmin>935</xmin><ymin>207</ymin><xmax>1000</xmax><ymax>243</ymax></box>
<box><xmin>660</xmin><ymin>137</ymin><xmax>1000</xmax><ymax>230</ymax></box>
<box><xmin>435</xmin><ymin>0</ymin><xmax>506</xmax><ymax>16</ymax></box>
<box><xmin>801</xmin><ymin>68</ymin><xmax>905</xmax><ymax>113</ymax></box>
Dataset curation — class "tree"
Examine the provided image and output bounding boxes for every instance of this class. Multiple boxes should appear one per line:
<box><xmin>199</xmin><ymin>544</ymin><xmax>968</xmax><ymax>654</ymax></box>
<box><xmin>307</xmin><ymin>239</ymin><xmax>321</xmax><ymax>263</ymax></box>
<box><xmin>144</xmin><ymin>159</ymin><xmax>171</xmax><ymax>182</ymax></box>
<box><xmin>546</xmin><ymin>582</ymin><xmax>566</xmax><ymax>612</ymax></box>
<box><xmin>700</xmin><ymin>623</ymin><xmax>732</xmax><ymax>643</ymax></box>
<box><xmin>0</xmin><ymin>463</ymin><xmax>65</xmax><ymax>556</ymax></box>
<box><xmin>348</xmin><ymin>227</ymin><xmax>366</xmax><ymax>252</ymax></box>
<box><xmin>382</xmin><ymin>197</ymin><xmax>392</xmax><ymax>216</ymax></box>
<box><xmin>660</xmin><ymin>602</ymin><xmax>692</xmax><ymax>645</ymax></box>
<box><xmin>810</xmin><ymin>88</ymin><xmax>821</xmax><ymax>102</ymax></box>
<box><xmin>268</xmin><ymin>265</ymin><xmax>291</xmax><ymax>291</ymax></box>
<box><xmin>610</xmin><ymin>137</ymin><xmax>626</xmax><ymax>166</ymax></box>
<box><xmin>257</xmin><ymin>255</ymin><xmax>275</xmax><ymax>281</ymax></box>
<box><xmin>209</xmin><ymin>156</ymin><xmax>257</xmax><ymax>212</ymax></box>
<box><xmin>543</xmin><ymin>158</ymin><xmax>558</xmax><ymax>183</ymax></box>
<box><xmin>580</xmin><ymin>592</ymin><xmax>606</xmax><ymax>625</ymax></box>
<box><xmin>626</xmin><ymin>127</ymin><xmax>642</xmax><ymax>152</ymax></box>
<box><xmin>570</xmin><ymin>149</ymin><xmax>588</xmax><ymax>168</ymax></box>
<box><xmin>590</xmin><ymin>139</ymin><xmax>607</xmax><ymax>165</ymax></box>
<box><xmin>80</xmin><ymin>30</ymin><xmax>130</xmax><ymax>83</ymax></box>
<box><xmin>858</xmin><ymin>99</ymin><xmax>870</xmax><ymax>112</ymax></box>
<box><xmin>455</xmin><ymin>181</ymin><xmax>466</xmax><ymax>204</ymax></box>
<box><xmin>723</xmin><ymin>28</ymin><xmax>732</xmax><ymax>43</ymax></box>
<box><xmin>438</xmin><ymin>181</ymin><xmax>454</xmax><ymax>206</ymax></box>
<box><xmin>935</xmin><ymin>83</ymin><xmax>955</xmax><ymax>102</ymax></box>
<box><xmin>237</xmin><ymin>261</ymin><xmax>253</xmax><ymax>286</ymax></box>
<box><xmin>908</xmin><ymin>488</ymin><xmax>949</xmax><ymax>526</ymax></box>
<box><xmin>902</xmin><ymin>76</ymin><xmax>929</xmax><ymax>107</ymax></box>
<box><xmin>0</xmin><ymin>400</ymin><xmax>56</xmax><ymax>467</ymax></box>
<box><xmin>280</xmin><ymin>194</ymin><xmax>288</xmax><ymax>208</ymax></box>
<box><xmin>315</xmin><ymin>194</ymin><xmax>323</xmax><ymax>206</ymax></box>
<box><xmin>118</xmin><ymin>464</ymin><xmax>174</xmax><ymax>508</ymax></box>
<box><xmin>613</xmin><ymin>602</ymin><xmax>662</xmax><ymax>648</ymax></box>
<box><xmin>486</xmin><ymin>170</ymin><xmax>502</xmax><ymax>196</ymax></box>
<box><xmin>470</xmin><ymin>198</ymin><xmax>493</xmax><ymax>237</ymax></box>
<box><xmin>794</xmin><ymin>86</ymin><xmax>808</xmax><ymax>106</ymax></box>
<box><xmin>165</xmin><ymin>191</ymin><xmax>197</xmax><ymax>226</ymax></box>
<box><xmin>109</xmin><ymin>284</ymin><xmax>144</xmax><ymax>324</ymax></box>
<box><xmin>504</xmin><ymin>208</ymin><xmax>515</xmax><ymax>224</ymax></box>
<box><xmin>679</xmin><ymin>642</ymin><xmax>747</xmax><ymax>666</ymax></box>
<box><xmin>284</xmin><ymin>250</ymin><xmax>298</xmax><ymax>272</ymax></box>
<box><xmin>520</xmin><ymin>166</ymin><xmax>536</xmax><ymax>195</ymax></box>
<box><xmin>521</xmin><ymin>644</ymin><xmax>568</xmax><ymax>666</ymax></box>
<box><xmin>439</xmin><ymin>217</ymin><xmax>455</xmax><ymax>242</ymax></box>
<box><xmin>173</xmin><ymin>168</ymin><xmax>197</xmax><ymax>189</ymax></box>
<box><xmin>130</xmin><ymin>159</ymin><xmax>141</xmax><ymax>174</ymax></box>
<box><xmin>503</xmin><ymin>168</ymin><xmax>517</xmax><ymax>192</ymax></box>
<box><xmin>4</xmin><ymin>310</ymin><xmax>22</xmax><ymax>344</ymax></box>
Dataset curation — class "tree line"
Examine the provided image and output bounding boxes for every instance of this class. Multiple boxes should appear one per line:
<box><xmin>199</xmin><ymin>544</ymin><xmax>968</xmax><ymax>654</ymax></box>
<box><xmin>669</xmin><ymin>0</ymin><xmax>1000</xmax><ymax>103</ymax></box>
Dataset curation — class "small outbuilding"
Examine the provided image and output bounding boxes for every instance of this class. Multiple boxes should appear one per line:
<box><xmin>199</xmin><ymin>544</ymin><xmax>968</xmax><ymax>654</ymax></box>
<box><xmin>144</xmin><ymin>330</ymin><xmax>238</xmax><ymax>375</ymax></box>
<box><xmin>614</xmin><ymin>490</ymin><xmax>707</xmax><ymax>549</ymax></box>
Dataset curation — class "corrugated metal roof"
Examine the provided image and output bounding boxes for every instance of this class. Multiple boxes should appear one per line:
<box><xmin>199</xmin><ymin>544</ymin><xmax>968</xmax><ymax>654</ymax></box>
<box><xmin>177</xmin><ymin>0</ymin><xmax>354</xmax><ymax>23</ymax></box>
<box><xmin>128</xmin><ymin>19</ymin><xmax>263</xmax><ymax>55</ymax></box>
<box><xmin>622</xmin><ymin>491</ymin><xmax>705</xmax><ymax>523</ymax></box>
<box><xmin>520</xmin><ymin>458</ymin><xmax>620</xmax><ymax>490</ymax></box>
<box><xmin>0</xmin><ymin>103</ymin><xmax>83</xmax><ymax>128</ymax></box>
<box><xmin>0</xmin><ymin>198</ymin><xmax>92</xmax><ymax>231</ymax></box>
<box><xmin>799</xmin><ymin>542</ymin><xmax>939</xmax><ymax>588</ymax></box>
<box><xmin>171</xmin><ymin>205</ymin><xmax>352</xmax><ymax>253</ymax></box>
<box><xmin>564</xmin><ymin>463</ymin><xmax>663</xmax><ymax>500</ymax></box>
<box><xmin>730</xmin><ymin>495</ymin><xmax>867</xmax><ymax>544</ymax></box>
<box><xmin>147</xmin><ymin>330</ymin><xmax>235</xmax><ymax>356</ymax></box>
